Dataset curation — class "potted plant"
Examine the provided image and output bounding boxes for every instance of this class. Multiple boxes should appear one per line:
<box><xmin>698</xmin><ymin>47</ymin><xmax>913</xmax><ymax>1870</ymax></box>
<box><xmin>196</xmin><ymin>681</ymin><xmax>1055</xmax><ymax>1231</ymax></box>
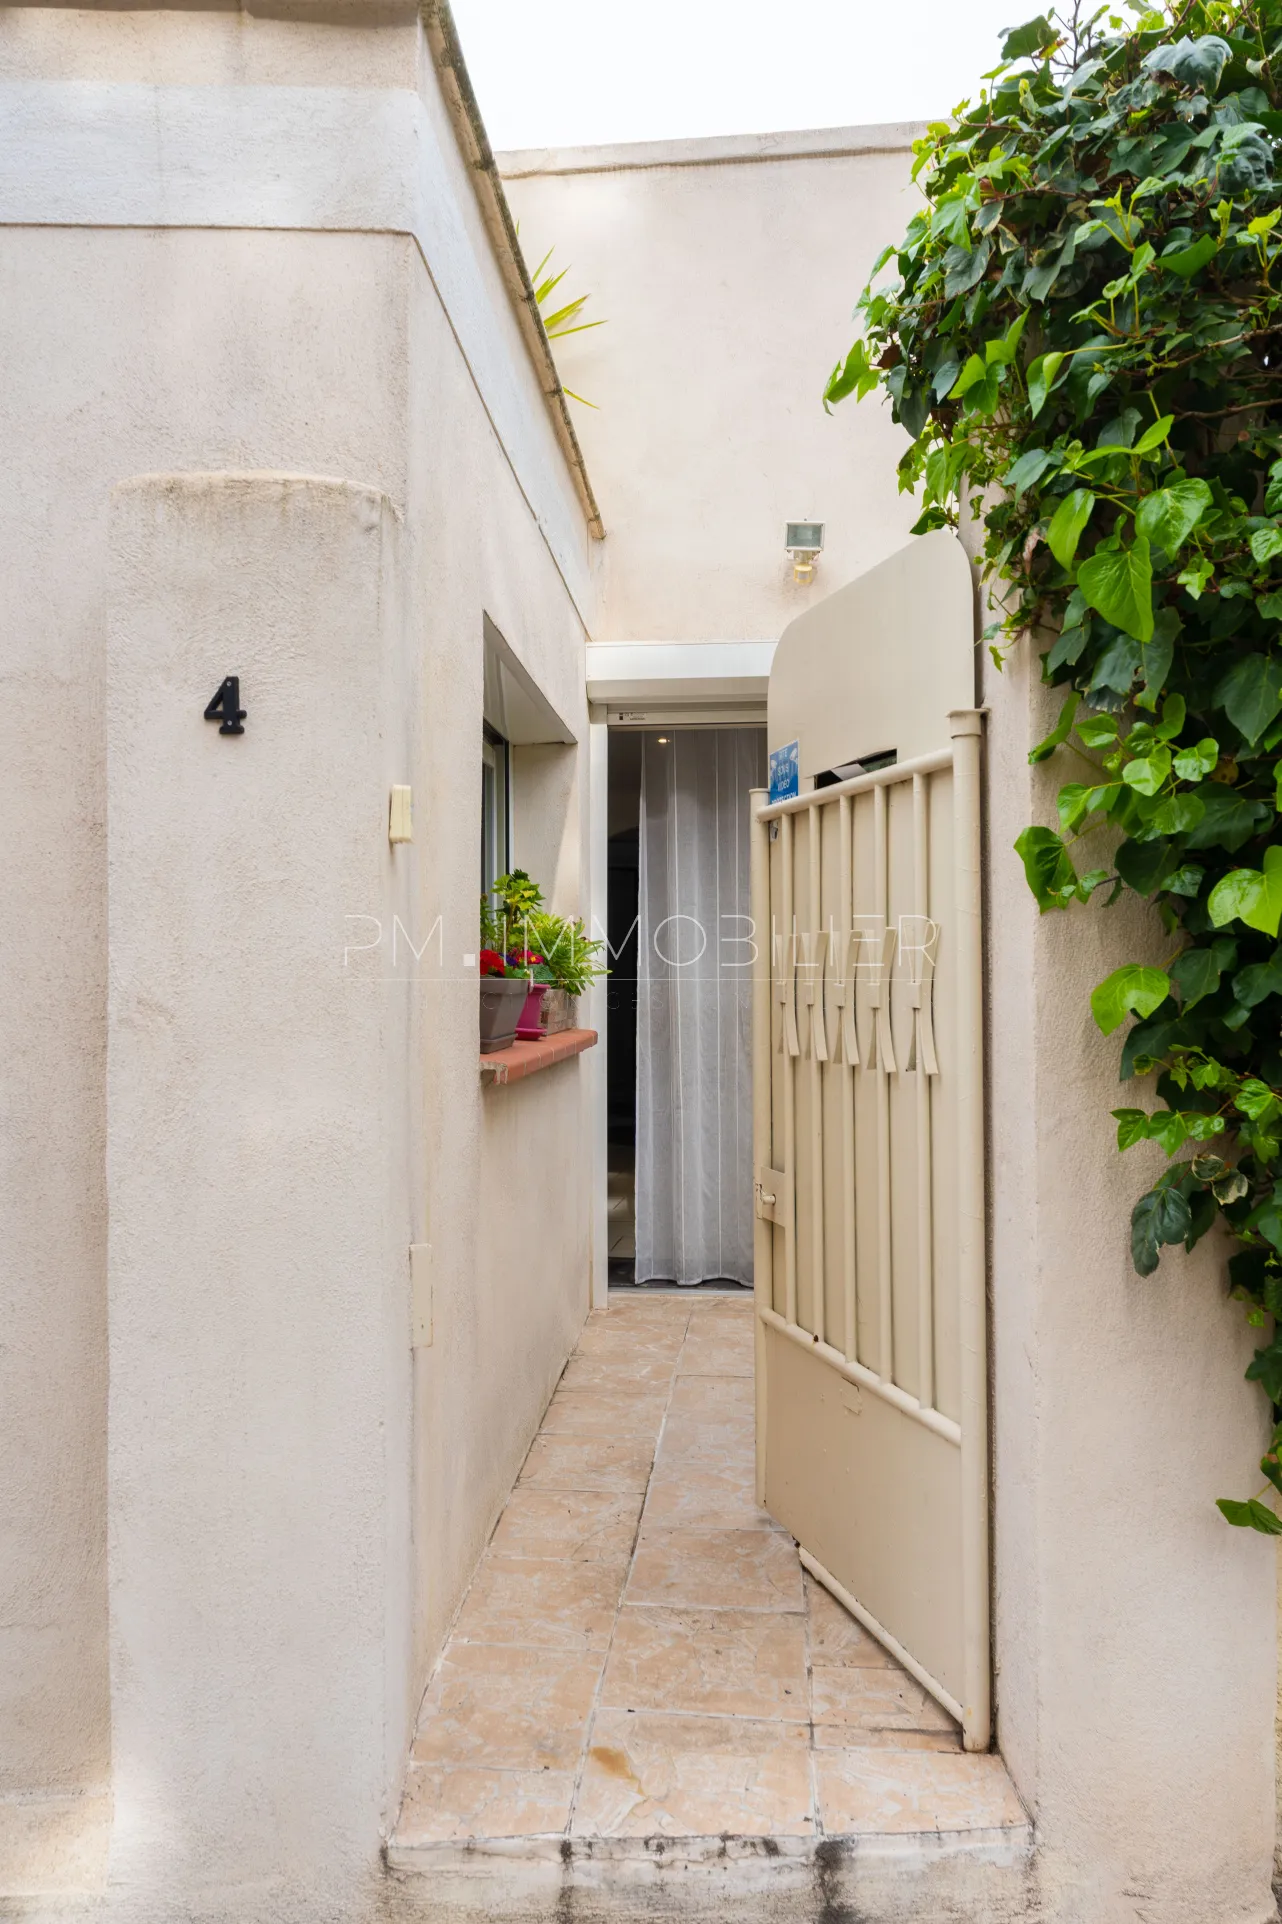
<box><xmin>480</xmin><ymin>872</ymin><xmax>608</xmax><ymax>1042</ymax></box>
<box><xmin>525</xmin><ymin>907</ymin><xmax>607</xmax><ymax>1033</ymax></box>
<box><xmin>477</xmin><ymin>948</ymin><xmax>529</xmax><ymax>1054</ymax></box>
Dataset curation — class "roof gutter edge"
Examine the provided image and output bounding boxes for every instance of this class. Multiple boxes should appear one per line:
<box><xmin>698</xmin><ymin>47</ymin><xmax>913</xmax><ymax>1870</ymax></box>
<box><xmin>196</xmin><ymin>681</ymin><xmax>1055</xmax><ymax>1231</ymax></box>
<box><xmin>420</xmin><ymin>0</ymin><xmax>605</xmax><ymax>542</ymax></box>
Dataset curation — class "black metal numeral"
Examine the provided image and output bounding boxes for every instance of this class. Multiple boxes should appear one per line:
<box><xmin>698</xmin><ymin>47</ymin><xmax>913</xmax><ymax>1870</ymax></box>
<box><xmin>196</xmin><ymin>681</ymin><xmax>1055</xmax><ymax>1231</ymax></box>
<box><xmin>204</xmin><ymin>676</ymin><xmax>246</xmax><ymax>736</ymax></box>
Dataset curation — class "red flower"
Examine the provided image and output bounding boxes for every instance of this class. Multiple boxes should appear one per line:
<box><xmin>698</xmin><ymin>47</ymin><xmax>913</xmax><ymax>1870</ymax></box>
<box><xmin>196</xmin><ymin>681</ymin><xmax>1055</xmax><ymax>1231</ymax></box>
<box><xmin>508</xmin><ymin>949</ymin><xmax>543</xmax><ymax>967</ymax></box>
<box><xmin>479</xmin><ymin>949</ymin><xmax>506</xmax><ymax>976</ymax></box>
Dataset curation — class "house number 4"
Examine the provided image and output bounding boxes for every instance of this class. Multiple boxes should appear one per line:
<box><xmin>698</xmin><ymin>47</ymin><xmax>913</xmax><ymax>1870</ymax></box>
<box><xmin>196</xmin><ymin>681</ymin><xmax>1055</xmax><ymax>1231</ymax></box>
<box><xmin>204</xmin><ymin>676</ymin><xmax>246</xmax><ymax>736</ymax></box>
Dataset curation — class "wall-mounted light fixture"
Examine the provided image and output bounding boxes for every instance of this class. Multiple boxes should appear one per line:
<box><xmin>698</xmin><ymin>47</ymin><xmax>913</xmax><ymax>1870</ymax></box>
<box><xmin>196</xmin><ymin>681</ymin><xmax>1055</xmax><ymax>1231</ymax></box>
<box><xmin>785</xmin><ymin>521</ymin><xmax>824</xmax><ymax>585</ymax></box>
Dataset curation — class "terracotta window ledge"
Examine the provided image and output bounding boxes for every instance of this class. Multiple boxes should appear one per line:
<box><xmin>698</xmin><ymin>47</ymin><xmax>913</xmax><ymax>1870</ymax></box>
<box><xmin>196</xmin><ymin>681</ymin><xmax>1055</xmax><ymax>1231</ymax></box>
<box><xmin>479</xmin><ymin>1028</ymin><xmax>598</xmax><ymax>1087</ymax></box>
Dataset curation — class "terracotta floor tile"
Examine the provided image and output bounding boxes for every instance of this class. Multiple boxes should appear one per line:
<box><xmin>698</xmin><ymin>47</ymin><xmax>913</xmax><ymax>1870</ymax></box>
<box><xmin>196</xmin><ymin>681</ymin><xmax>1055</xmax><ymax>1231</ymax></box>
<box><xmin>576</xmin><ymin>1320</ymin><xmax>687</xmax><ymax>1360</ymax></box>
<box><xmin>601</xmin><ymin>1606</ymin><xmax>808</xmax><ymax>1721</ymax></box>
<box><xmin>573</xmin><ymin>1708</ymin><xmax>813</xmax><ymax>1839</ymax></box>
<box><xmin>678</xmin><ymin>1325</ymin><xmax>756</xmax><ymax>1377</ymax></box>
<box><xmin>668</xmin><ymin>1373</ymin><xmax>755</xmax><ymax>1419</ymax></box>
<box><xmin>398</xmin><ymin>1761</ymin><xmax>574</xmax><ymax>1842</ymax></box>
<box><xmin>686</xmin><ymin>1294</ymin><xmax>754</xmax><ymax>1318</ymax></box>
<box><xmin>642</xmin><ymin>1462</ymin><xmax>778</xmax><ymax>1532</ymax></box>
<box><xmin>814</xmin><ymin>1748</ymin><xmax>1028</xmax><ymax>1836</ymax></box>
<box><xmin>599</xmin><ymin>1297</ymin><xmax>691</xmax><ymax>1323</ymax></box>
<box><xmin>413</xmin><ymin>1644</ymin><xmax>603</xmax><ymax>1770</ymax></box>
<box><xmin>542</xmin><ymin>1385</ymin><xmax>669</xmax><ymax>1440</ymax></box>
<box><xmin>810</xmin><ymin>1664</ymin><xmax>958</xmax><ymax>1737</ymax></box>
<box><xmin>490</xmin><ymin>1487</ymin><xmax>643</xmax><ymax>1563</ymax></box>
<box><xmin>654</xmin><ymin>1418</ymin><xmax>756</xmax><ymax>1473</ymax></box>
<box><xmin>627</xmin><ymin>1528</ymin><xmax>804</xmax><ymax>1612</ymax></box>
<box><xmin>452</xmin><ymin>1555</ymin><xmax>627</xmax><ymax>1652</ymax></box>
<box><xmin>520</xmin><ymin>1433</ymin><xmax>654</xmax><ymax>1494</ymax></box>
<box><xmin>804</xmin><ymin>1573</ymin><xmax>897</xmax><ymax>1667</ymax></box>
<box><xmin>558</xmin><ymin>1351</ymin><xmax>679</xmax><ymax>1392</ymax></box>
<box><xmin>659</xmin><ymin>1397</ymin><xmax>755</xmax><ymax>1439</ymax></box>
<box><xmin>813</xmin><ymin>1724</ymin><xmax>962</xmax><ymax>1753</ymax></box>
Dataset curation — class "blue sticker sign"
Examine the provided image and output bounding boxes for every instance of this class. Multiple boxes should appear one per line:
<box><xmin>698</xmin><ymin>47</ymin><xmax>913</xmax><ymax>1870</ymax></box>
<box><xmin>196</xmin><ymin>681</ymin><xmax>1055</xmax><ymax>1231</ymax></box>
<box><xmin>768</xmin><ymin>740</ymin><xmax>799</xmax><ymax>805</ymax></box>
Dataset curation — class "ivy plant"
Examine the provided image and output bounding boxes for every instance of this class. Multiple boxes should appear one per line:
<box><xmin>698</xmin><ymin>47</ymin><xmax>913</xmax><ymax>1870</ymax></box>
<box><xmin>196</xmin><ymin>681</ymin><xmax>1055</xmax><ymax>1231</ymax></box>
<box><xmin>826</xmin><ymin>0</ymin><xmax>1282</xmax><ymax>1529</ymax></box>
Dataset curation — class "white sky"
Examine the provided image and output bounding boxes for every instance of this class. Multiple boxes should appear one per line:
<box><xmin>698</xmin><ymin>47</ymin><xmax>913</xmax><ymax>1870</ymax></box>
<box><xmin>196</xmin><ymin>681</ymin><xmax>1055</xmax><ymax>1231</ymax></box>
<box><xmin>450</xmin><ymin>0</ymin><xmax>1028</xmax><ymax>152</ymax></box>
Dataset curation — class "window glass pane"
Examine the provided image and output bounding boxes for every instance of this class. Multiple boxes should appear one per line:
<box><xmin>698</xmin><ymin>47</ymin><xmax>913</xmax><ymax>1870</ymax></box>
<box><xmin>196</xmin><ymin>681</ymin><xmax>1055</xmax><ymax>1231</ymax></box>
<box><xmin>481</xmin><ymin>732</ymin><xmax>509</xmax><ymax>899</ymax></box>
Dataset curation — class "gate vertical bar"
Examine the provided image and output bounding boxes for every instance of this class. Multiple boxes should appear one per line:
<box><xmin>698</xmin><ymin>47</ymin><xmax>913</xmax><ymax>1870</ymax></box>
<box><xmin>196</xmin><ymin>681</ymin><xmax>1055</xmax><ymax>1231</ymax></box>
<box><xmin>750</xmin><ymin>788</ymin><xmax>772</xmax><ymax>1506</ymax></box>
<box><xmin>839</xmin><ymin>793</ymin><xmax>858</xmax><ymax>1363</ymax></box>
<box><xmin>873</xmin><ymin>781</ymin><xmax>894</xmax><ymax>1383</ymax></box>
<box><xmin>913</xmin><ymin>772</ymin><xmax>935</xmax><ymax>1411</ymax></box>
<box><xmin>781</xmin><ymin>810</ymin><xmax>798</xmax><ymax>1326</ymax></box>
<box><xmin>950</xmin><ymin>709</ymin><xmax>990</xmax><ymax>1751</ymax></box>
<box><xmin>807</xmin><ymin>803</ymin><xmax>825</xmax><ymax>1345</ymax></box>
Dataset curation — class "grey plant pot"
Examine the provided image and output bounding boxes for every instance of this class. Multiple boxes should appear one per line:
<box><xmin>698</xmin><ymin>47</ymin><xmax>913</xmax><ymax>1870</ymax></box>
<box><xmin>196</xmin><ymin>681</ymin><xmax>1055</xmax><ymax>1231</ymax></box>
<box><xmin>479</xmin><ymin>977</ymin><xmax>530</xmax><ymax>1053</ymax></box>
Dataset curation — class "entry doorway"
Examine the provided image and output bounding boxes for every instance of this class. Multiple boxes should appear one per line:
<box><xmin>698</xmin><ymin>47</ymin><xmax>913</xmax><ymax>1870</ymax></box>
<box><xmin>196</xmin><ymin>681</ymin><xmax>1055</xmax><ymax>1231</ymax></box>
<box><xmin>605</xmin><ymin>724</ymin><xmax>766</xmax><ymax>1291</ymax></box>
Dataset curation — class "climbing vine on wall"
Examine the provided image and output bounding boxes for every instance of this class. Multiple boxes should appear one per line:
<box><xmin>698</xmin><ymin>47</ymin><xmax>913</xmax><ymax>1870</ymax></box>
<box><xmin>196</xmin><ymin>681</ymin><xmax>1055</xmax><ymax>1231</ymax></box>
<box><xmin>826</xmin><ymin>0</ymin><xmax>1282</xmax><ymax>1528</ymax></box>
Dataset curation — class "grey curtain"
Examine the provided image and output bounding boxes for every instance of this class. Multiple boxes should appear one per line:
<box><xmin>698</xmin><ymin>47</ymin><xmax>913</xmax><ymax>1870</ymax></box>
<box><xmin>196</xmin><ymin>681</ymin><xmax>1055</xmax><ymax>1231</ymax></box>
<box><xmin>635</xmin><ymin>729</ymin><xmax>766</xmax><ymax>1285</ymax></box>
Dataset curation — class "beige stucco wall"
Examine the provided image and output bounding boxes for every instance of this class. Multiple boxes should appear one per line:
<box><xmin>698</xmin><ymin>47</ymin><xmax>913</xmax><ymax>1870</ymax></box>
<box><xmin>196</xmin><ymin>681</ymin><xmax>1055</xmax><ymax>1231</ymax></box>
<box><xmin>0</xmin><ymin>4</ymin><xmax>597</xmax><ymax>1908</ymax></box>
<box><xmin>981</xmin><ymin>615</ymin><xmax>1278</xmax><ymax>1920</ymax></box>
<box><xmin>501</xmin><ymin>128</ymin><xmax>925</xmax><ymax>647</ymax></box>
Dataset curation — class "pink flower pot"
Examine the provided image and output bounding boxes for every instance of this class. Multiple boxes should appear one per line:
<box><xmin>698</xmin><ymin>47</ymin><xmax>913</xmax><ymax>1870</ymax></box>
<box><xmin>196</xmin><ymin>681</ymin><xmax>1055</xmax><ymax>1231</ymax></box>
<box><xmin>515</xmin><ymin>983</ymin><xmax>548</xmax><ymax>1039</ymax></box>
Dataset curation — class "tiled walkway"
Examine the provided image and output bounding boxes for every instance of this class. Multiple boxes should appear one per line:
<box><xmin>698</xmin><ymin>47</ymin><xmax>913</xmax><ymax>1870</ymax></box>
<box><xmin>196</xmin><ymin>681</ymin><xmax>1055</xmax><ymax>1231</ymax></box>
<box><xmin>394</xmin><ymin>1294</ymin><xmax>1025</xmax><ymax>1852</ymax></box>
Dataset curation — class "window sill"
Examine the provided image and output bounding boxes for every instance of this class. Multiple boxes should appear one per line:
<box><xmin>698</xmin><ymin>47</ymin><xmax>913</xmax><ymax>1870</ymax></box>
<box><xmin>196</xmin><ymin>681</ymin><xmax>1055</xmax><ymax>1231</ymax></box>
<box><xmin>479</xmin><ymin>1028</ymin><xmax>598</xmax><ymax>1088</ymax></box>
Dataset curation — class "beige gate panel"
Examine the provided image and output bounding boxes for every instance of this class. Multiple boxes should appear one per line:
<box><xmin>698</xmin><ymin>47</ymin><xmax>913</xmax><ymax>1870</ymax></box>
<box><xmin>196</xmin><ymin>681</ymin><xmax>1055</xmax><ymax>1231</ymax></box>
<box><xmin>751</xmin><ymin>531</ymin><xmax>987</xmax><ymax>1749</ymax></box>
<box><xmin>762</xmin><ymin>1321</ymin><xmax>964</xmax><ymax>1715</ymax></box>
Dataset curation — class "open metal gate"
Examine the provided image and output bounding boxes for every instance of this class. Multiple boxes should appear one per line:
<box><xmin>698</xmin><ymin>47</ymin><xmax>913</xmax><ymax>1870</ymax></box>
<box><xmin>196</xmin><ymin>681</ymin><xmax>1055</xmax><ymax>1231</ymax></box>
<box><xmin>750</xmin><ymin>532</ymin><xmax>989</xmax><ymax>1749</ymax></box>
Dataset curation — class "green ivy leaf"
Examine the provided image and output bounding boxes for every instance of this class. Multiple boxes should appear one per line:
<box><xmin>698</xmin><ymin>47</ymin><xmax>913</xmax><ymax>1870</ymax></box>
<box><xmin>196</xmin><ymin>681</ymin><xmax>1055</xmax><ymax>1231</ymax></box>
<box><xmin>943</xmin><ymin>237</ymin><xmax>991</xmax><ymax>300</ymax></box>
<box><xmin>1216</xmin><ymin>1497</ymin><xmax>1282</xmax><ymax>1534</ymax></box>
<box><xmin>1233</xmin><ymin>951</ymin><xmax>1282</xmax><ymax>1008</ymax></box>
<box><xmin>1172</xmin><ymin>737</ymin><xmax>1219</xmax><ymax>780</ymax></box>
<box><xmin>1047</xmin><ymin>489</ymin><xmax>1096</xmax><ymax>569</ymax></box>
<box><xmin>1147</xmin><ymin>1111</ymin><xmax>1192</xmax><ymax>1156</ymax></box>
<box><xmin>1216</xmin><ymin>653</ymin><xmax>1282</xmax><ymax>746</ymax></box>
<box><xmin>1135</xmin><ymin>479</ymin><xmax>1213</xmax><ymax>556</ymax></box>
<box><xmin>1078</xmin><ymin>538</ymin><xmax>1154</xmax><ymax>643</ymax></box>
<box><xmin>1184</xmin><ymin>788</ymin><xmax>1271</xmax><ymax>852</ymax></box>
<box><xmin>1005</xmin><ymin>447</ymin><xmax>1060</xmax><ymax>498</ymax></box>
<box><xmin>1029</xmin><ymin>691</ymin><xmax>1079</xmax><ymax>764</ymax></box>
<box><xmin>1121</xmin><ymin>746</ymin><xmax>1171</xmax><ymax>796</ymax></box>
<box><xmin>1178</xmin><ymin>556</ymin><xmax>1215</xmax><ymax>599</ymax></box>
<box><xmin>823</xmin><ymin>339</ymin><xmax>877</xmax><ymax>408</ymax></box>
<box><xmin>1238</xmin><ymin>1079</ymin><xmax>1282</xmax><ymax>1124</ymax></box>
<box><xmin>1250</xmin><ymin>525</ymin><xmax>1282</xmax><ymax>567</ymax></box>
<box><xmin>1131</xmin><ymin>1180</ymin><xmax>1192</xmax><ymax>1276</ymax></box>
<box><xmin>1076</xmin><ymin>712</ymin><xmax>1119</xmax><ymax>750</ymax></box>
<box><xmin>1146</xmin><ymin>793</ymin><xmax>1205</xmax><ymax>835</ymax></box>
<box><xmin>1027</xmin><ymin>351</ymin><xmax>1067</xmax><ymax>418</ymax></box>
<box><xmin>1170</xmin><ymin>945</ymin><xmax>1227</xmax><ymax>1009</ymax></box>
<box><xmin>1000</xmin><ymin>13</ymin><xmax>1056</xmax><ymax>58</ymax></box>
<box><xmin>1014</xmin><ymin>826</ymin><xmax>1076</xmax><ymax>911</ymax></box>
<box><xmin>1112</xmin><ymin>1107</ymin><xmax>1151</xmax><ymax>1150</ymax></box>
<box><xmin>985</xmin><ymin>310</ymin><xmax>1029</xmax><ymax>367</ymax></box>
<box><xmin>1115</xmin><ymin>837</ymin><xmax>1176</xmax><ymax>896</ymax></box>
<box><xmin>1131</xmin><ymin>415</ymin><xmax>1174</xmax><ymax>458</ymax></box>
<box><xmin>1158</xmin><ymin>233</ymin><xmax>1219</xmax><ymax>277</ymax></box>
<box><xmin>1156</xmin><ymin>693</ymin><xmax>1185</xmax><ymax>741</ymax></box>
<box><xmin>1090</xmin><ymin>964</ymin><xmax>1171</xmax><ymax>1035</ymax></box>
<box><xmin>1208</xmin><ymin>848</ymin><xmax>1282</xmax><ymax>937</ymax></box>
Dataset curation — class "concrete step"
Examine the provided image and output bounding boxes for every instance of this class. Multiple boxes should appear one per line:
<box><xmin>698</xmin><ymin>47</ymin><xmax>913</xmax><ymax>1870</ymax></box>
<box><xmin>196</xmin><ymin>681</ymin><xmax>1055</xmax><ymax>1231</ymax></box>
<box><xmin>385</xmin><ymin>1824</ymin><xmax>1037</xmax><ymax>1922</ymax></box>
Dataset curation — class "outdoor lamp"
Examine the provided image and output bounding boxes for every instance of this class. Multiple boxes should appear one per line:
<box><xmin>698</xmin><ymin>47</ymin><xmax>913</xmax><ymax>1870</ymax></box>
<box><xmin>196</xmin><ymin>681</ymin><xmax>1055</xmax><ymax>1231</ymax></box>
<box><xmin>785</xmin><ymin>521</ymin><xmax>824</xmax><ymax>583</ymax></box>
